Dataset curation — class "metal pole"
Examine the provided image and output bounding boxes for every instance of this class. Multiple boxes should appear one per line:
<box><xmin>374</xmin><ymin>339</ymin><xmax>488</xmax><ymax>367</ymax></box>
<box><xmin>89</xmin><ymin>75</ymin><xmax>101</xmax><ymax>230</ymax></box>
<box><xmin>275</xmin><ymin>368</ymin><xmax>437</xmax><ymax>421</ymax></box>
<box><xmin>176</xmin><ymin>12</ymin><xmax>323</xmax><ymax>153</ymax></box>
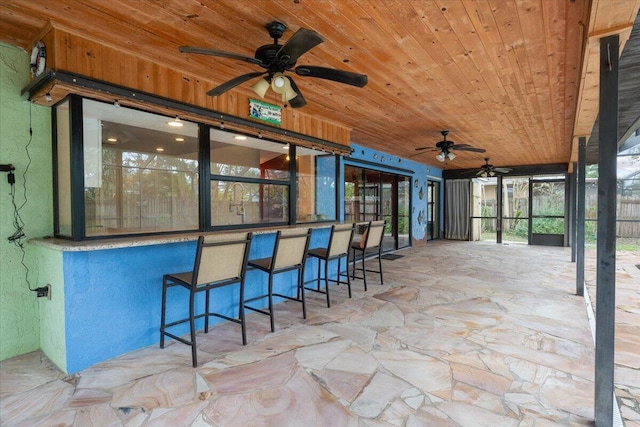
<box><xmin>497</xmin><ymin>175</ymin><xmax>503</xmax><ymax>244</ymax></box>
<box><xmin>570</xmin><ymin>164</ymin><xmax>576</xmax><ymax>260</ymax></box>
<box><xmin>576</xmin><ymin>138</ymin><xmax>586</xmax><ymax>297</ymax></box>
<box><xmin>594</xmin><ymin>34</ymin><xmax>618</xmax><ymax>427</ymax></box>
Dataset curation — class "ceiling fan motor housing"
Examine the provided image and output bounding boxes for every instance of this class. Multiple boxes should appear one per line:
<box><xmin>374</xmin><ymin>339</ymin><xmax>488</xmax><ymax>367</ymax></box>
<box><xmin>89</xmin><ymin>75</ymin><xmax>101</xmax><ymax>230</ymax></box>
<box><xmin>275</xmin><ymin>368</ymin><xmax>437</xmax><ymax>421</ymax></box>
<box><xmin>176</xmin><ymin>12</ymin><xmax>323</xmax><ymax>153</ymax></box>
<box><xmin>266</xmin><ymin>21</ymin><xmax>287</xmax><ymax>40</ymax></box>
<box><xmin>254</xmin><ymin>44</ymin><xmax>286</xmax><ymax>69</ymax></box>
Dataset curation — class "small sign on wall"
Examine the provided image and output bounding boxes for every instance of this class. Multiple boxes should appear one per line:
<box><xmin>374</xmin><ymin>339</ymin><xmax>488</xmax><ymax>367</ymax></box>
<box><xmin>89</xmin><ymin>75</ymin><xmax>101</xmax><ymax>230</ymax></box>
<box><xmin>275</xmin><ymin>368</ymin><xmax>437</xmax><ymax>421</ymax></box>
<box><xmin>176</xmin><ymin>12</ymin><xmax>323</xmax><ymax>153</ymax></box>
<box><xmin>249</xmin><ymin>99</ymin><xmax>281</xmax><ymax>126</ymax></box>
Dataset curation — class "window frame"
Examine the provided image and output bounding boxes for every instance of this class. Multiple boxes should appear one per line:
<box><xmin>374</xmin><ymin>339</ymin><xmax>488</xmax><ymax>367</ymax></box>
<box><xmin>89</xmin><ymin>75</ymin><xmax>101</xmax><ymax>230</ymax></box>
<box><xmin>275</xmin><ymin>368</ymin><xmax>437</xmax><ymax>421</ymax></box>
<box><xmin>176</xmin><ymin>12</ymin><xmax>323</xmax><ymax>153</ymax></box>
<box><xmin>52</xmin><ymin>95</ymin><xmax>340</xmax><ymax>240</ymax></box>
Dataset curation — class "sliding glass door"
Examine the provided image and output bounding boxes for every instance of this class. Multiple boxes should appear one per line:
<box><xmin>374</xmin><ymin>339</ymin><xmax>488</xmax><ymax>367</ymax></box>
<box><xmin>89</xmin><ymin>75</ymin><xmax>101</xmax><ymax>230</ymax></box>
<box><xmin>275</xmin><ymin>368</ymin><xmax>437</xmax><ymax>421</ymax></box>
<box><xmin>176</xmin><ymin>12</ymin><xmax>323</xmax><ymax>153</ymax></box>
<box><xmin>344</xmin><ymin>165</ymin><xmax>410</xmax><ymax>251</ymax></box>
<box><xmin>426</xmin><ymin>181</ymin><xmax>440</xmax><ymax>240</ymax></box>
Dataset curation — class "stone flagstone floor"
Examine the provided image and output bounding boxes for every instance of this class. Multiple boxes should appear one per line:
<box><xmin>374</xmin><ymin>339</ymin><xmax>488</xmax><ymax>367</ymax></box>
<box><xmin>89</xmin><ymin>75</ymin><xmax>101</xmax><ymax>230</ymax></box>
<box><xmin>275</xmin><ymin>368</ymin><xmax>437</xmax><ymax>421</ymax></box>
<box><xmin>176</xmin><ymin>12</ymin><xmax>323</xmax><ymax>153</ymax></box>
<box><xmin>0</xmin><ymin>240</ymin><xmax>635</xmax><ymax>426</ymax></box>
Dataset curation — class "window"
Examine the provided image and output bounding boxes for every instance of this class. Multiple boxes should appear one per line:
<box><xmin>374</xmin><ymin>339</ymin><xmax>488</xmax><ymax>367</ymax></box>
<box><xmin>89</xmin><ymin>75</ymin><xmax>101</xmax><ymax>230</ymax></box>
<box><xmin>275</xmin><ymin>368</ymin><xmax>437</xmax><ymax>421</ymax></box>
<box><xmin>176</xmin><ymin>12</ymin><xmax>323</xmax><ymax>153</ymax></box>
<box><xmin>53</xmin><ymin>96</ymin><xmax>340</xmax><ymax>239</ymax></box>
<box><xmin>82</xmin><ymin>99</ymin><xmax>199</xmax><ymax>236</ymax></box>
<box><xmin>296</xmin><ymin>148</ymin><xmax>337</xmax><ymax>222</ymax></box>
<box><xmin>210</xmin><ymin>130</ymin><xmax>290</xmax><ymax>226</ymax></box>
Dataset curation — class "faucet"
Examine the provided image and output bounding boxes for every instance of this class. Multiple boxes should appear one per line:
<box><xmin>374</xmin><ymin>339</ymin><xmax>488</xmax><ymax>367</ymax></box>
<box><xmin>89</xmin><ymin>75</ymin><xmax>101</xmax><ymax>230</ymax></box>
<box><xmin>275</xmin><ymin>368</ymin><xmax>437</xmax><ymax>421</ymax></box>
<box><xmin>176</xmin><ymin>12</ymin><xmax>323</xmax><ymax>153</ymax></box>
<box><xmin>229</xmin><ymin>183</ymin><xmax>246</xmax><ymax>223</ymax></box>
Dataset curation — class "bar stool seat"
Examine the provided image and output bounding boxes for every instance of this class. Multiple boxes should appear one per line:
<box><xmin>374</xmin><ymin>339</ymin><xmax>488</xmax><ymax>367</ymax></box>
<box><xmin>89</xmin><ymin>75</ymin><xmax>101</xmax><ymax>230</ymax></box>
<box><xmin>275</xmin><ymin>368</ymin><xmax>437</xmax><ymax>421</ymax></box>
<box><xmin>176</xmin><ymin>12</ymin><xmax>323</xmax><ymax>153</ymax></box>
<box><xmin>160</xmin><ymin>232</ymin><xmax>252</xmax><ymax>367</ymax></box>
<box><xmin>245</xmin><ymin>228</ymin><xmax>312</xmax><ymax>333</ymax></box>
<box><xmin>351</xmin><ymin>220</ymin><xmax>386</xmax><ymax>291</ymax></box>
<box><xmin>306</xmin><ymin>223</ymin><xmax>355</xmax><ymax>307</ymax></box>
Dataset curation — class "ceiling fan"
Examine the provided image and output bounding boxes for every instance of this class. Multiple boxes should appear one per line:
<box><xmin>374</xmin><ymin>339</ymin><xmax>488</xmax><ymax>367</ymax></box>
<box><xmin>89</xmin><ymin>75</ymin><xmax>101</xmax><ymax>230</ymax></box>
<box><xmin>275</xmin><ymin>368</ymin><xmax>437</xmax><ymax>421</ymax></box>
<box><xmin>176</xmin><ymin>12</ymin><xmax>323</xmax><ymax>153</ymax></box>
<box><xmin>476</xmin><ymin>157</ymin><xmax>512</xmax><ymax>177</ymax></box>
<box><xmin>414</xmin><ymin>130</ymin><xmax>486</xmax><ymax>162</ymax></box>
<box><xmin>179</xmin><ymin>21</ymin><xmax>368</xmax><ymax>108</ymax></box>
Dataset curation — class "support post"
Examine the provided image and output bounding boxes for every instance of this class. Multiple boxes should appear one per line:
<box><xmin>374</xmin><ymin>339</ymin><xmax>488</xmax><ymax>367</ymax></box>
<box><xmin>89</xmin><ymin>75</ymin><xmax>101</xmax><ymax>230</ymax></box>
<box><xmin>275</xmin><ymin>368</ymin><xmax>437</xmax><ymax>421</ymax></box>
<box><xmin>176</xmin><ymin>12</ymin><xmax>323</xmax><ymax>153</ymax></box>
<box><xmin>594</xmin><ymin>34</ymin><xmax>618</xmax><ymax>427</ymax></box>
<box><xmin>570</xmin><ymin>163</ymin><xmax>577</xmax><ymax>261</ymax></box>
<box><xmin>496</xmin><ymin>175</ymin><xmax>503</xmax><ymax>244</ymax></box>
<box><xmin>576</xmin><ymin>138</ymin><xmax>586</xmax><ymax>297</ymax></box>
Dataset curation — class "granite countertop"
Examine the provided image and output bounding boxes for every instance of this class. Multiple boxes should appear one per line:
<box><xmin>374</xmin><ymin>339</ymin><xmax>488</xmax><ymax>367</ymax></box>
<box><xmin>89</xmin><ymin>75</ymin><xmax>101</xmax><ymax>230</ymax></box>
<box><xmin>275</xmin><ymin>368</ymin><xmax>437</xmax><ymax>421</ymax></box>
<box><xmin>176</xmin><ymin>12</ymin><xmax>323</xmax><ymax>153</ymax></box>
<box><xmin>29</xmin><ymin>223</ymin><xmax>339</xmax><ymax>252</ymax></box>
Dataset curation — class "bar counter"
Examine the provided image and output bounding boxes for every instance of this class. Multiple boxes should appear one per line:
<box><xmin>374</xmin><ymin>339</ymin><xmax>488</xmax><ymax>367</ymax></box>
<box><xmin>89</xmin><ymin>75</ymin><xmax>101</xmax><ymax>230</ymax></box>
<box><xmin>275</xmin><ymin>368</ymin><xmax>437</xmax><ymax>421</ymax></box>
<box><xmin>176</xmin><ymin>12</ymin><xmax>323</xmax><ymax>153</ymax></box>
<box><xmin>29</xmin><ymin>224</ymin><xmax>339</xmax><ymax>374</ymax></box>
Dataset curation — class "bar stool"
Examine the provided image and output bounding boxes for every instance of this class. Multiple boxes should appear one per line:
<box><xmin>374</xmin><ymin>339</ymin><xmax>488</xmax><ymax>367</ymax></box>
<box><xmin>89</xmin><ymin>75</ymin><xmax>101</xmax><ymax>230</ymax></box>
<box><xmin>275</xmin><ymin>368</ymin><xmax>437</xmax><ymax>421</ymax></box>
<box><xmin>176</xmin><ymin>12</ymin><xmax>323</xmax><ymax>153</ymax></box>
<box><xmin>351</xmin><ymin>220</ymin><xmax>386</xmax><ymax>291</ymax></box>
<box><xmin>244</xmin><ymin>228</ymin><xmax>312</xmax><ymax>332</ymax></box>
<box><xmin>306</xmin><ymin>223</ymin><xmax>355</xmax><ymax>307</ymax></box>
<box><xmin>160</xmin><ymin>232</ymin><xmax>252</xmax><ymax>367</ymax></box>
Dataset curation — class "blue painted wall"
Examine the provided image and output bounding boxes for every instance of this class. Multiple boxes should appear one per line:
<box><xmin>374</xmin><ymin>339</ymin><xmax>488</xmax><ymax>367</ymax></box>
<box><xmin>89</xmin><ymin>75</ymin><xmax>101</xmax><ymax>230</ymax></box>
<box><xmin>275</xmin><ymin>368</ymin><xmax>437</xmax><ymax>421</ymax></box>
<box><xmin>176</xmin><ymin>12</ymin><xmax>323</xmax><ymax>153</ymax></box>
<box><xmin>344</xmin><ymin>143</ymin><xmax>443</xmax><ymax>243</ymax></box>
<box><xmin>61</xmin><ymin>228</ymin><xmax>332</xmax><ymax>373</ymax></box>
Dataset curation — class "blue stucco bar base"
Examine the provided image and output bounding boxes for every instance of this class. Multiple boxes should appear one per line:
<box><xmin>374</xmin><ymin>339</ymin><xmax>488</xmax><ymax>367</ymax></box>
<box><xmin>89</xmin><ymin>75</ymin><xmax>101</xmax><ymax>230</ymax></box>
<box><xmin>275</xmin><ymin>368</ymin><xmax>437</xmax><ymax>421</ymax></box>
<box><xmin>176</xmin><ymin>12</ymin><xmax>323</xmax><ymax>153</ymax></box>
<box><xmin>35</xmin><ymin>227</ymin><xmax>334</xmax><ymax>374</ymax></box>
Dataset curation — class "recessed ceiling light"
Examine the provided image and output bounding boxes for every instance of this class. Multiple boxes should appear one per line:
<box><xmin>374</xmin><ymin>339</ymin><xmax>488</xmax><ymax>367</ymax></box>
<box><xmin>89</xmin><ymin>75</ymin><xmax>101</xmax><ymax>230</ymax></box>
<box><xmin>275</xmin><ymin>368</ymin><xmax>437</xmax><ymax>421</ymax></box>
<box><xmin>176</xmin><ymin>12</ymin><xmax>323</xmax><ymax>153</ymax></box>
<box><xmin>175</xmin><ymin>137</ymin><xmax>185</xmax><ymax>142</ymax></box>
<box><xmin>156</xmin><ymin>147</ymin><xmax>165</xmax><ymax>152</ymax></box>
<box><xmin>234</xmin><ymin>135</ymin><xmax>247</xmax><ymax>140</ymax></box>
<box><xmin>107</xmin><ymin>137</ymin><xmax>118</xmax><ymax>142</ymax></box>
<box><xmin>167</xmin><ymin>117</ymin><xmax>183</xmax><ymax>127</ymax></box>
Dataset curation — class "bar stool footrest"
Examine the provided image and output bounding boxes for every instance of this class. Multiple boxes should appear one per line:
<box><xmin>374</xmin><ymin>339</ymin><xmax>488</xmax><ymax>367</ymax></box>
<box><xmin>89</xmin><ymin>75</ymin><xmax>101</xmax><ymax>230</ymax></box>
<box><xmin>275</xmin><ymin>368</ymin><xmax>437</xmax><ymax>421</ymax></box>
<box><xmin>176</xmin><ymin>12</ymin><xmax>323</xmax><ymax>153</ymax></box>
<box><xmin>160</xmin><ymin>331</ymin><xmax>192</xmax><ymax>347</ymax></box>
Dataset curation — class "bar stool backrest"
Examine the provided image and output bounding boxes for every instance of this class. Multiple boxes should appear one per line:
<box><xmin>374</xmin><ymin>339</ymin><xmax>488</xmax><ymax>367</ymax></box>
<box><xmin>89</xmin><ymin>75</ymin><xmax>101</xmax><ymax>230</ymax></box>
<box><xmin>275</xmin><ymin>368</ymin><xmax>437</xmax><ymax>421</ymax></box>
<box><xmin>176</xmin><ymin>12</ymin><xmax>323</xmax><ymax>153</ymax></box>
<box><xmin>273</xmin><ymin>228</ymin><xmax>312</xmax><ymax>270</ymax></box>
<box><xmin>193</xmin><ymin>232</ymin><xmax>252</xmax><ymax>285</ymax></box>
<box><xmin>360</xmin><ymin>220</ymin><xmax>386</xmax><ymax>250</ymax></box>
<box><xmin>328</xmin><ymin>223</ymin><xmax>356</xmax><ymax>257</ymax></box>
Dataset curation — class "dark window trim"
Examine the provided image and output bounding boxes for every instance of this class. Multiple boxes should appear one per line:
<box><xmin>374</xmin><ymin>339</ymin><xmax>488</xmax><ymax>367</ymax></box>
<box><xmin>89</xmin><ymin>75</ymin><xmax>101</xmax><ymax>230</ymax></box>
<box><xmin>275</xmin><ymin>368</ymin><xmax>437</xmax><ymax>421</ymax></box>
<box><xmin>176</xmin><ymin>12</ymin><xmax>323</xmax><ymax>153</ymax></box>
<box><xmin>210</xmin><ymin>175</ymin><xmax>291</xmax><ymax>186</ymax></box>
<box><xmin>52</xmin><ymin>97</ymin><xmax>61</xmax><ymax>237</ymax></box>
<box><xmin>344</xmin><ymin>157</ymin><xmax>415</xmax><ymax>175</ymax></box>
<box><xmin>199</xmin><ymin>124</ymin><xmax>211</xmax><ymax>231</ymax></box>
<box><xmin>70</xmin><ymin>95</ymin><xmax>86</xmax><ymax>241</ymax></box>
<box><xmin>290</xmin><ymin>145</ymin><xmax>297</xmax><ymax>224</ymax></box>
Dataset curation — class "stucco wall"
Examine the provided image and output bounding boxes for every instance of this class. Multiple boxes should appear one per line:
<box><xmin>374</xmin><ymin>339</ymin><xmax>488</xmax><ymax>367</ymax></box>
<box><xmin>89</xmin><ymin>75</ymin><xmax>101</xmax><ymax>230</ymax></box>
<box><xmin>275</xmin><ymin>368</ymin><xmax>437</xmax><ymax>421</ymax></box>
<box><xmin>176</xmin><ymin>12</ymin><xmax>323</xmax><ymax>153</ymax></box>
<box><xmin>52</xmin><ymin>228</ymin><xmax>329</xmax><ymax>374</ymax></box>
<box><xmin>344</xmin><ymin>143</ymin><xmax>443</xmax><ymax>243</ymax></box>
<box><xmin>0</xmin><ymin>43</ymin><xmax>53</xmax><ymax>361</ymax></box>
<box><xmin>34</xmin><ymin>245</ymin><xmax>65</xmax><ymax>372</ymax></box>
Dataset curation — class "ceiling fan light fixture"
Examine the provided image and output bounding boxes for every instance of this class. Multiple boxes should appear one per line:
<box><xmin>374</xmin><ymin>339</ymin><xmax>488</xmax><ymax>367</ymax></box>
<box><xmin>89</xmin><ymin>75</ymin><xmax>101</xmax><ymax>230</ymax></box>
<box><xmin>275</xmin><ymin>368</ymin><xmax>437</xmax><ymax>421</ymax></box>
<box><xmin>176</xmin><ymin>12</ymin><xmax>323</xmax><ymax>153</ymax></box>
<box><xmin>481</xmin><ymin>171</ymin><xmax>488</xmax><ymax>178</ymax></box>
<box><xmin>250</xmin><ymin>78</ymin><xmax>270</xmax><ymax>98</ymax></box>
<box><xmin>489</xmin><ymin>171</ymin><xmax>495</xmax><ymax>177</ymax></box>
<box><xmin>447</xmin><ymin>152</ymin><xmax>456</xmax><ymax>160</ymax></box>
<box><xmin>282</xmin><ymin>88</ymin><xmax>298</xmax><ymax>102</ymax></box>
<box><xmin>269</xmin><ymin>72</ymin><xmax>297</xmax><ymax>102</ymax></box>
<box><xmin>271</xmin><ymin>73</ymin><xmax>286</xmax><ymax>90</ymax></box>
<box><xmin>436</xmin><ymin>152</ymin><xmax>446</xmax><ymax>162</ymax></box>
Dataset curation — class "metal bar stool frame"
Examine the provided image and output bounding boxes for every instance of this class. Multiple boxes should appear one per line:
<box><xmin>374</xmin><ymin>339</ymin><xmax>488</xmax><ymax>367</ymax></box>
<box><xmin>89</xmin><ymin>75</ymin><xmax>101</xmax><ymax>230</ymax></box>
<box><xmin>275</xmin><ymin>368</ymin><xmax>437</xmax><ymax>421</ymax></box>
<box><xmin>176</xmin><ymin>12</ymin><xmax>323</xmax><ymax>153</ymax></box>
<box><xmin>351</xmin><ymin>220</ymin><xmax>386</xmax><ymax>291</ymax></box>
<box><xmin>305</xmin><ymin>223</ymin><xmax>355</xmax><ymax>307</ymax></box>
<box><xmin>244</xmin><ymin>228</ymin><xmax>312</xmax><ymax>333</ymax></box>
<box><xmin>160</xmin><ymin>232</ymin><xmax>253</xmax><ymax>367</ymax></box>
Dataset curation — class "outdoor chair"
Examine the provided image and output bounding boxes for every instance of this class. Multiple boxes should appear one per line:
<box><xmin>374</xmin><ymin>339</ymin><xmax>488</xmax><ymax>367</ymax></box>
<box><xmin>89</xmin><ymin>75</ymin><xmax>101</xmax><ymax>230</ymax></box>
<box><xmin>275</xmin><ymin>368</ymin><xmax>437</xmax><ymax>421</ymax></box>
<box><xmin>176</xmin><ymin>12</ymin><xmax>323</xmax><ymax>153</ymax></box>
<box><xmin>160</xmin><ymin>232</ymin><xmax>253</xmax><ymax>367</ymax></box>
<box><xmin>306</xmin><ymin>223</ymin><xmax>355</xmax><ymax>307</ymax></box>
<box><xmin>351</xmin><ymin>220</ymin><xmax>386</xmax><ymax>291</ymax></box>
<box><xmin>245</xmin><ymin>228</ymin><xmax>312</xmax><ymax>332</ymax></box>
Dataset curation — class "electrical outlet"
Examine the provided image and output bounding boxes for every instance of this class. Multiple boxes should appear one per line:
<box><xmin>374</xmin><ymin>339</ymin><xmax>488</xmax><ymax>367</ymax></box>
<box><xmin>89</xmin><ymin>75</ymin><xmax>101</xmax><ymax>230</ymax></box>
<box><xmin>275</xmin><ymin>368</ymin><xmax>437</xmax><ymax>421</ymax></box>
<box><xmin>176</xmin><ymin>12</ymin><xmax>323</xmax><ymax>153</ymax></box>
<box><xmin>35</xmin><ymin>284</ymin><xmax>51</xmax><ymax>300</ymax></box>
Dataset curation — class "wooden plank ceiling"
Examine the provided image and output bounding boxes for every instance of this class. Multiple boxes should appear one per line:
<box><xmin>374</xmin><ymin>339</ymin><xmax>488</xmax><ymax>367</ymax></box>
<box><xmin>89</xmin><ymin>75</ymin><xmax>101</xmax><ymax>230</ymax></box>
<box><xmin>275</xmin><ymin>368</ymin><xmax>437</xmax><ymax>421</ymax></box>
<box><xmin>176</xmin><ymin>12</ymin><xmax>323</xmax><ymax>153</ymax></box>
<box><xmin>0</xmin><ymin>0</ymin><xmax>638</xmax><ymax>170</ymax></box>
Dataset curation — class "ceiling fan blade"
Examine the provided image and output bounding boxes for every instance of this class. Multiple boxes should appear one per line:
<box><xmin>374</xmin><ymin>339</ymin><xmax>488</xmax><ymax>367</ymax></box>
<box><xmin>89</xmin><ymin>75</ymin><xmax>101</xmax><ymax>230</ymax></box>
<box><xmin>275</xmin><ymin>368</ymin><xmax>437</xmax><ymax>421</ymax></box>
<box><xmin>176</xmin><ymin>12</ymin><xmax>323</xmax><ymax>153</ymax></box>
<box><xmin>295</xmin><ymin>66</ymin><xmax>368</xmax><ymax>87</ymax></box>
<box><xmin>286</xmin><ymin>77</ymin><xmax>307</xmax><ymax>108</ymax></box>
<box><xmin>179</xmin><ymin>46</ymin><xmax>264</xmax><ymax>66</ymax></box>
<box><xmin>453</xmin><ymin>146</ymin><xmax>486</xmax><ymax>153</ymax></box>
<box><xmin>494</xmin><ymin>167</ymin><xmax>512</xmax><ymax>173</ymax></box>
<box><xmin>277</xmin><ymin>28</ymin><xmax>324</xmax><ymax>65</ymax></box>
<box><xmin>207</xmin><ymin>71</ymin><xmax>266</xmax><ymax>96</ymax></box>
